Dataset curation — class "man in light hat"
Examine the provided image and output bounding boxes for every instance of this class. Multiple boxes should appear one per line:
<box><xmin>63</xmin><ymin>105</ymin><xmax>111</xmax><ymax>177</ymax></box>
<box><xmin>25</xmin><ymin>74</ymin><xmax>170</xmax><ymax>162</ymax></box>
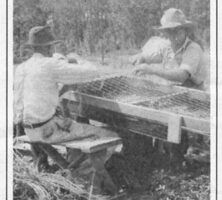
<box><xmin>133</xmin><ymin>8</ymin><xmax>208</xmax><ymax>167</ymax></box>
<box><xmin>133</xmin><ymin>8</ymin><xmax>207</xmax><ymax>90</ymax></box>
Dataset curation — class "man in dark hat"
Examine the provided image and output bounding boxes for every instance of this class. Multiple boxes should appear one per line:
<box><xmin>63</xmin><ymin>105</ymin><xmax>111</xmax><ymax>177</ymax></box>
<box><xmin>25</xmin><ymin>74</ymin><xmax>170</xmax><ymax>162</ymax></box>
<box><xmin>14</xmin><ymin>25</ymin><xmax>121</xmax><ymax>194</ymax></box>
<box><xmin>133</xmin><ymin>8</ymin><xmax>207</xmax><ymax>90</ymax></box>
<box><xmin>14</xmin><ymin>25</ymin><xmax>101</xmax><ymax>142</ymax></box>
<box><xmin>13</xmin><ymin>24</ymin><xmax>120</xmax><ymax>143</ymax></box>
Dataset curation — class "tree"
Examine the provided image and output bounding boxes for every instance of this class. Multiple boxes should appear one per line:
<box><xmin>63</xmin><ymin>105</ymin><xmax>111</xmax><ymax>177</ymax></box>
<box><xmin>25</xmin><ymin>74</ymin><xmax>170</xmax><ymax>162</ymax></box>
<box><xmin>13</xmin><ymin>0</ymin><xmax>210</xmax><ymax>63</ymax></box>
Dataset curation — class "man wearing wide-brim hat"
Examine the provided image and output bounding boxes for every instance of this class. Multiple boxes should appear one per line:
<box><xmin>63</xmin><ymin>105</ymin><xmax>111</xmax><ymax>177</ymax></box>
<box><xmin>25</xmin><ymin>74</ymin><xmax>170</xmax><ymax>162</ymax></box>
<box><xmin>14</xmin><ymin>25</ymin><xmax>103</xmax><ymax>142</ymax></box>
<box><xmin>14</xmin><ymin>25</ymin><xmax>120</xmax><ymax>194</ymax></box>
<box><xmin>133</xmin><ymin>8</ymin><xmax>208</xmax><ymax>168</ymax></box>
<box><xmin>133</xmin><ymin>8</ymin><xmax>207</xmax><ymax>91</ymax></box>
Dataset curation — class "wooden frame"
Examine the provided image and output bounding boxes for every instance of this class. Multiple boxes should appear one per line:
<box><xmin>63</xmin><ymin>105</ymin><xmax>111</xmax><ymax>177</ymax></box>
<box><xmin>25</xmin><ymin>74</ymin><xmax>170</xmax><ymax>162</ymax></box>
<box><xmin>61</xmin><ymin>91</ymin><xmax>210</xmax><ymax>143</ymax></box>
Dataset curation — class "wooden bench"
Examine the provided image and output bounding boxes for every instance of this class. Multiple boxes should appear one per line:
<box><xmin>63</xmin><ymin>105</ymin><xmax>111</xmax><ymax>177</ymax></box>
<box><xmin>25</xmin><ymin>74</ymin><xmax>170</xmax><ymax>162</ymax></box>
<box><xmin>14</xmin><ymin>133</ymin><xmax>122</xmax><ymax>194</ymax></box>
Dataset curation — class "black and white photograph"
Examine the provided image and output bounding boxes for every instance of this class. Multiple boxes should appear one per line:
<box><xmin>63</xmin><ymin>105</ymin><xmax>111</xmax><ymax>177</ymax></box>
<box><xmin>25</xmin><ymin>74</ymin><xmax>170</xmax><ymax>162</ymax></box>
<box><xmin>2</xmin><ymin>0</ymin><xmax>220</xmax><ymax>199</ymax></box>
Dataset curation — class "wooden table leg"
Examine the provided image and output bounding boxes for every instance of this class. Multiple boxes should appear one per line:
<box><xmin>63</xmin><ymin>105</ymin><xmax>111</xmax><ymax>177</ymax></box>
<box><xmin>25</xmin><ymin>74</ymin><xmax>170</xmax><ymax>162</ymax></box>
<box><xmin>30</xmin><ymin>143</ymin><xmax>49</xmax><ymax>172</ymax></box>
<box><xmin>68</xmin><ymin>153</ymin><xmax>87</xmax><ymax>170</ymax></box>
<box><xmin>38</xmin><ymin>143</ymin><xmax>69</xmax><ymax>169</ymax></box>
<box><xmin>89</xmin><ymin>149</ymin><xmax>117</xmax><ymax>195</ymax></box>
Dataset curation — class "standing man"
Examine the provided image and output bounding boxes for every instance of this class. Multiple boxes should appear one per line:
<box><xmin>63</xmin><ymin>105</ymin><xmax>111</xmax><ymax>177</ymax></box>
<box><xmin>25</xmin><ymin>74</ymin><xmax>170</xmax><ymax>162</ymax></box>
<box><xmin>133</xmin><ymin>8</ymin><xmax>207</xmax><ymax>91</ymax></box>
<box><xmin>133</xmin><ymin>8</ymin><xmax>208</xmax><ymax>166</ymax></box>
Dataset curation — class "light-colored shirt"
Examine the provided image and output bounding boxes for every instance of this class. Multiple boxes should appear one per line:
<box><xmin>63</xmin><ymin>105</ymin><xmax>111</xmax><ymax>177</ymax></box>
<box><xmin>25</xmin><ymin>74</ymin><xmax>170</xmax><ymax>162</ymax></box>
<box><xmin>173</xmin><ymin>37</ymin><xmax>207</xmax><ymax>90</ymax></box>
<box><xmin>141</xmin><ymin>36</ymin><xmax>176</xmax><ymax>68</ymax></box>
<box><xmin>14</xmin><ymin>53</ymin><xmax>98</xmax><ymax>124</ymax></box>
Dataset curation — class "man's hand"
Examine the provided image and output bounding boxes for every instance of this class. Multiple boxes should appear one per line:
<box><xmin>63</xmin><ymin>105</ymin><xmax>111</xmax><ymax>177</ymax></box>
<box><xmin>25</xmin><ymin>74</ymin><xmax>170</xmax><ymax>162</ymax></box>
<box><xmin>66</xmin><ymin>53</ymin><xmax>80</xmax><ymax>64</ymax></box>
<box><xmin>132</xmin><ymin>64</ymin><xmax>155</xmax><ymax>76</ymax></box>
<box><xmin>130</xmin><ymin>54</ymin><xmax>144</xmax><ymax>65</ymax></box>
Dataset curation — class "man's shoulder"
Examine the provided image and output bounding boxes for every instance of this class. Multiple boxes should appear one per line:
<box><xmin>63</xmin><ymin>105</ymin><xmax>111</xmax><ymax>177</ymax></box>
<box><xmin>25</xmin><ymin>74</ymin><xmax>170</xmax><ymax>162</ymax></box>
<box><xmin>186</xmin><ymin>41</ymin><xmax>202</xmax><ymax>53</ymax></box>
<box><xmin>142</xmin><ymin>36</ymin><xmax>171</xmax><ymax>50</ymax></box>
<box><xmin>41</xmin><ymin>55</ymin><xmax>65</xmax><ymax>68</ymax></box>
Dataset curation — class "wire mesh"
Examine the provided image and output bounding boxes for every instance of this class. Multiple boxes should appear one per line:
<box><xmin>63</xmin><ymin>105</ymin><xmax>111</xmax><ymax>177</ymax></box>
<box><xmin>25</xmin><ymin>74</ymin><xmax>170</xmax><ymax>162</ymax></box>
<box><xmin>76</xmin><ymin>76</ymin><xmax>175</xmax><ymax>103</ymax></box>
<box><xmin>135</xmin><ymin>92</ymin><xmax>210</xmax><ymax>119</ymax></box>
<box><xmin>75</xmin><ymin>76</ymin><xmax>210</xmax><ymax>119</ymax></box>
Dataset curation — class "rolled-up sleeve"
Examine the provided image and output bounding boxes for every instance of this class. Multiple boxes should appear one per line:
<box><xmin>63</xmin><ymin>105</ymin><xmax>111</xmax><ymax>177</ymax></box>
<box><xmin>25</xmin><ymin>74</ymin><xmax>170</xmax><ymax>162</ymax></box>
<box><xmin>180</xmin><ymin>44</ymin><xmax>201</xmax><ymax>77</ymax></box>
<box><xmin>48</xmin><ymin>58</ymin><xmax>99</xmax><ymax>84</ymax></box>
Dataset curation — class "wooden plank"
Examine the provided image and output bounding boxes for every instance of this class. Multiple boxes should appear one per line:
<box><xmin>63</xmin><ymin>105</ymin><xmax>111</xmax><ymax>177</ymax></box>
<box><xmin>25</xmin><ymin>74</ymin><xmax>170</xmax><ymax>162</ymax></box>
<box><xmin>181</xmin><ymin>127</ymin><xmax>209</xmax><ymax>136</ymax></box>
<box><xmin>14</xmin><ymin>136</ymin><xmax>67</xmax><ymax>154</ymax></box>
<box><xmin>181</xmin><ymin>117</ymin><xmax>210</xmax><ymax>135</ymax></box>
<box><xmin>80</xmin><ymin>105</ymin><xmax>168</xmax><ymax>139</ymax></box>
<box><xmin>63</xmin><ymin>92</ymin><xmax>210</xmax><ymax>134</ymax></box>
<box><xmin>15</xmin><ymin>135</ymin><xmax>122</xmax><ymax>154</ymax></box>
<box><xmin>72</xmin><ymin>92</ymin><xmax>170</xmax><ymax>124</ymax></box>
<box><xmin>167</xmin><ymin>115</ymin><xmax>182</xmax><ymax>143</ymax></box>
<box><xmin>61</xmin><ymin>137</ymin><xmax>122</xmax><ymax>153</ymax></box>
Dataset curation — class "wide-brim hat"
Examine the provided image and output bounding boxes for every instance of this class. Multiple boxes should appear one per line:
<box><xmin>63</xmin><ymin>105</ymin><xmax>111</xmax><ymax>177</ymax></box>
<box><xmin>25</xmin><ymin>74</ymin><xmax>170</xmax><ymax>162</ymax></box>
<box><xmin>153</xmin><ymin>8</ymin><xmax>195</xmax><ymax>30</ymax></box>
<box><xmin>25</xmin><ymin>25</ymin><xmax>62</xmax><ymax>47</ymax></box>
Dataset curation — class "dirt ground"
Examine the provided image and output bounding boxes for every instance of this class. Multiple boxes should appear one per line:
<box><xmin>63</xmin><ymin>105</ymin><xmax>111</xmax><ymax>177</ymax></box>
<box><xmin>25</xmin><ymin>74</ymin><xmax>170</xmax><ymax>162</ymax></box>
<box><xmin>105</xmin><ymin>132</ymin><xmax>210</xmax><ymax>200</ymax></box>
<box><xmin>14</xmin><ymin>132</ymin><xmax>210</xmax><ymax>200</ymax></box>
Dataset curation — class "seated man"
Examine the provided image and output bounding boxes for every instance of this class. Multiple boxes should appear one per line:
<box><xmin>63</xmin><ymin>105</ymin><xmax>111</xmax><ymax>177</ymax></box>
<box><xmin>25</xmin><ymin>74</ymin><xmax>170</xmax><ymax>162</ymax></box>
<box><xmin>14</xmin><ymin>25</ymin><xmax>120</xmax><ymax>194</ymax></box>
<box><xmin>13</xmin><ymin>25</ymin><xmax>102</xmax><ymax>143</ymax></box>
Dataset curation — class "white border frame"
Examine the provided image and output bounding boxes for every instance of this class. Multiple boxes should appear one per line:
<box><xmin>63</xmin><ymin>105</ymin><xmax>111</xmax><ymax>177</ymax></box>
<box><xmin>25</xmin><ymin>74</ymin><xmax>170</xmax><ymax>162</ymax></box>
<box><xmin>0</xmin><ymin>0</ymin><xmax>219</xmax><ymax>199</ymax></box>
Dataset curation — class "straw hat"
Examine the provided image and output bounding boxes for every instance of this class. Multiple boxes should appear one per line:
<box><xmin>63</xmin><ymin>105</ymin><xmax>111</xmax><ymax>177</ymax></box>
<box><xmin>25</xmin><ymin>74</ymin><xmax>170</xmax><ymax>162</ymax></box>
<box><xmin>154</xmin><ymin>8</ymin><xmax>194</xmax><ymax>30</ymax></box>
<box><xmin>25</xmin><ymin>25</ymin><xmax>62</xmax><ymax>47</ymax></box>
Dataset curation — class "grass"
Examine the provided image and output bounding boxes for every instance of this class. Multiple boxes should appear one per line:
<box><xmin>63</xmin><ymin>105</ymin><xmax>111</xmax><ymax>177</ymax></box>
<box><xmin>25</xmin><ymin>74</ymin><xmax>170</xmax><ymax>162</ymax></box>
<box><xmin>147</xmin><ymin>169</ymin><xmax>210</xmax><ymax>200</ymax></box>
<box><xmin>13</xmin><ymin>152</ymin><xmax>108</xmax><ymax>200</ymax></box>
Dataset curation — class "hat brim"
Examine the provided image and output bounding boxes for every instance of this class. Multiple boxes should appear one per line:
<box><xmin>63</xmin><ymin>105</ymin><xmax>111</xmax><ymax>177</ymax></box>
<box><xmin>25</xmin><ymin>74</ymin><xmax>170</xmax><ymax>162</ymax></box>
<box><xmin>24</xmin><ymin>40</ymin><xmax>63</xmax><ymax>47</ymax></box>
<box><xmin>153</xmin><ymin>21</ymin><xmax>194</xmax><ymax>30</ymax></box>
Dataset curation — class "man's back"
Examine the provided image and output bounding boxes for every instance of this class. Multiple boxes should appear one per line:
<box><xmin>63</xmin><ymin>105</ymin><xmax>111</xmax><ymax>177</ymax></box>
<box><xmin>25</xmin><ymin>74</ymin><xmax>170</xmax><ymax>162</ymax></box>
<box><xmin>14</xmin><ymin>53</ymin><xmax>60</xmax><ymax>124</ymax></box>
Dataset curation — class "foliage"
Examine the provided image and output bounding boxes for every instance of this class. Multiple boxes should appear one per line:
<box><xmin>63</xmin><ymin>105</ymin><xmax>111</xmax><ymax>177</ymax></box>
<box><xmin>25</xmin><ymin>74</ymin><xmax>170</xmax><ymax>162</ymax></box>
<box><xmin>13</xmin><ymin>0</ymin><xmax>210</xmax><ymax>63</ymax></box>
<box><xmin>13</xmin><ymin>152</ymin><xmax>108</xmax><ymax>200</ymax></box>
<box><xmin>13</xmin><ymin>0</ymin><xmax>48</xmax><ymax>63</ymax></box>
<box><xmin>148</xmin><ymin>169</ymin><xmax>210</xmax><ymax>200</ymax></box>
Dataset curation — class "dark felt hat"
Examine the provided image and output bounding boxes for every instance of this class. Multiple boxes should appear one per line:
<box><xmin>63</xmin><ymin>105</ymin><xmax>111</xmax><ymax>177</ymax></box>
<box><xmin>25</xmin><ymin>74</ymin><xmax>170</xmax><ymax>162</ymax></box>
<box><xmin>25</xmin><ymin>25</ymin><xmax>62</xmax><ymax>47</ymax></box>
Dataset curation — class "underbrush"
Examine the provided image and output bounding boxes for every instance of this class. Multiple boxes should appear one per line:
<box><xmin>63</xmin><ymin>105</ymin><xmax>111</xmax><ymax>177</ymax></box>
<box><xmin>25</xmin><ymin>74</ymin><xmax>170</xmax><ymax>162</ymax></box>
<box><xmin>147</xmin><ymin>169</ymin><xmax>210</xmax><ymax>200</ymax></box>
<box><xmin>13</xmin><ymin>140</ymin><xmax>210</xmax><ymax>200</ymax></box>
<box><xmin>13</xmin><ymin>152</ymin><xmax>108</xmax><ymax>200</ymax></box>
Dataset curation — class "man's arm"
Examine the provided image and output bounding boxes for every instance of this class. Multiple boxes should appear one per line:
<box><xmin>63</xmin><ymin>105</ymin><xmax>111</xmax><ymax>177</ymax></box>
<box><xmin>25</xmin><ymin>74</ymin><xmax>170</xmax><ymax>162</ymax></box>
<box><xmin>134</xmin><ymin>64</ymin><xmax>189</xmax><ymax>83</ymax></box>
<box><xmin>133</xmin><ymin>43</ymin><xmax>202</xmax><ymax>83</ymax></box>
<box><xmin>50</xmin><ymin>58</ymin><xmax>99</xmax><ymax>85</ymax></box>
<box><xmin>149</xmin><ymin>66</ymin><xmax>189</xmax><ymax>83</ymax></box>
